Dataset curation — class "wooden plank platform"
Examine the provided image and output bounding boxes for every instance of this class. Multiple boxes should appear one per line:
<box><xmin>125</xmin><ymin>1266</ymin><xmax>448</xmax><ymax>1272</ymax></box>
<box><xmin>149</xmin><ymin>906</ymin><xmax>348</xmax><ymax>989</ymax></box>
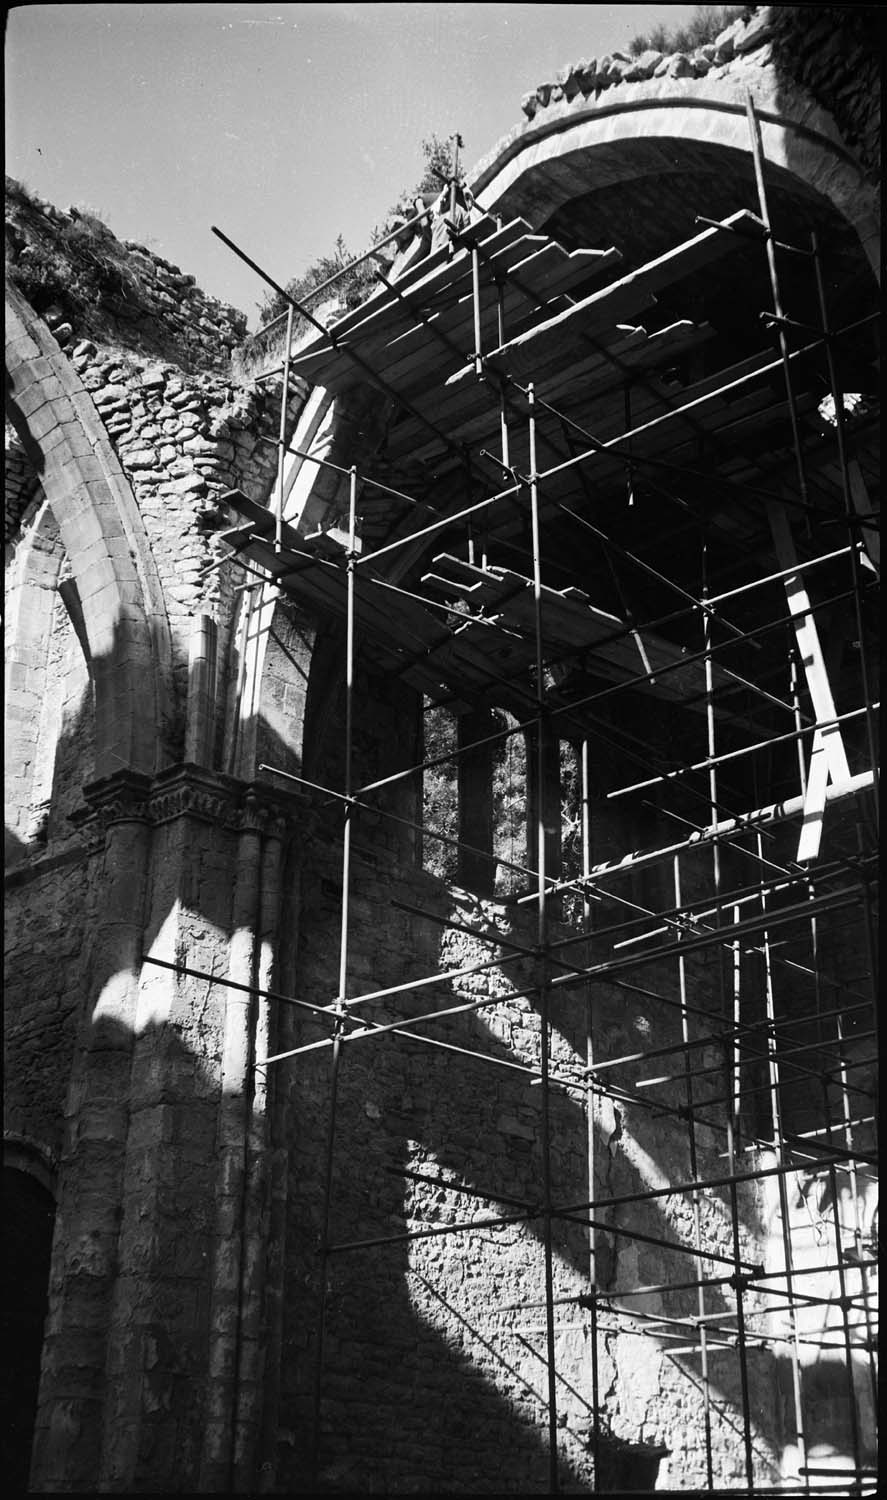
<box><xmin>218</xmin><ymin>491</ymin><xmax>737</xmax><ymax>715</ymax></box>
<box><xmin>288</xmin><ymin>217</ymin><xmax>623</xmax><ymax>396</ymax></box>
<box><xmin>444</xmin><ymin>210</ymin><xmax>768</xmax><ymax>393</ymax></box>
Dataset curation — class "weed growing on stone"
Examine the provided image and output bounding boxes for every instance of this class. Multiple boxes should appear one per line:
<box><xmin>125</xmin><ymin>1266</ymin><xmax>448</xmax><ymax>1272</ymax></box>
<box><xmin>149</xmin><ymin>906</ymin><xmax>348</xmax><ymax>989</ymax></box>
<box><xmin>627</xmin><ymin>4</ymin><xmax>748</xmax><ymax>57</ymax></box>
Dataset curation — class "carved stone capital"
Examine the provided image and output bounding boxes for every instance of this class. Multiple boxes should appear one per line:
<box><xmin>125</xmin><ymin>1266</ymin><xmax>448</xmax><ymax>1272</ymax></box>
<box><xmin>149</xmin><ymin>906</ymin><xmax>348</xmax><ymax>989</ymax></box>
<box><xmin>73</xmin><ymin>764</ymin><xmax>308</xmax><ymax>842</ymax></box>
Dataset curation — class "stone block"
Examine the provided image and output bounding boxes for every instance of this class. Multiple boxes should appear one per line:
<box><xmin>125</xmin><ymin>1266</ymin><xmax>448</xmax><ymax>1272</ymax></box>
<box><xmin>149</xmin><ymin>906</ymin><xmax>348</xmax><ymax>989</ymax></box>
<box><xmin>167</xmin><ymin>474</ymin><xmax>208</xmax><ymax>496</ymax></box>
<box><xmin>92</xmin><ymin>385</ymin><xmax>131</xmax><ymax>408</ymax></box>
<box><xmin>622</xmin><ymin>50</ymin><xmax>662</xmax><ymax>81</ymax></box>
<box><xmin>734</xmin><ymin>6</ymin><xmax>775</xmax><ymax>54</ymax></box>
<box><xmin>666</xmin><ymin>53</ymin><xmax>695</xmax><ymax>79</ymax></box>
<box><xmin>123</xmin><ymin>450</ymin><xmax>162</xmax><ymax>471</ymax></box>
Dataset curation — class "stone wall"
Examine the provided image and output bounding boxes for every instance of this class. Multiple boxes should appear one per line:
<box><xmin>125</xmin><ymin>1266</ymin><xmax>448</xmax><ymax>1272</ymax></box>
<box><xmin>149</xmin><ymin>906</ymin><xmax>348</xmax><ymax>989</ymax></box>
<box><xmin>5</xmin><ymin>191</ymin><xmax>311</xmax><ymax>1491</ymax></box>
<box><xmin>5</xmin><ymin>53</ymin><xmax>877</xmax><ymax>1490</ymax></box>
<box><xmin>515</xmin><ymin>2</ymin><xmax>881</xmax><ymax>178</ymax></box>
<box><xmin>271</xmin><ymin>805</ymin><xmax>783</xmax><ymax>1492</ymax></box>
<box><xmin>5</xmin><ymin>179</ymin><xmax>246</xmax><ymax>371</ymax></box>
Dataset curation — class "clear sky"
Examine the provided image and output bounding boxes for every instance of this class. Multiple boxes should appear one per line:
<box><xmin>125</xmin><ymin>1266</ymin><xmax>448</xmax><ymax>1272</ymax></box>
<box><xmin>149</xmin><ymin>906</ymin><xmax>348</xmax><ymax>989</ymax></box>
<box><xmin>6</xmin><ymin>3</ymin><xmax>702</xmax><ymax>328</ymax></box>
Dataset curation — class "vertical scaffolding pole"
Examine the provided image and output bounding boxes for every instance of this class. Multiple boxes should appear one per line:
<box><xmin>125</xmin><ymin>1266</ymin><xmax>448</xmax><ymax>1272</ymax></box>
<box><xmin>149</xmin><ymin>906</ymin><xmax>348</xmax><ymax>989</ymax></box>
<box><xmin>275</xmin><ymin>305</ymin><xmax>295</xmax><ymax>553</ymax></box>
<box><xmin>581</xmin><ymin>738</ymin><xmax>602</xmax><ymax>1490</ymax></box>
<box><xmin>810</xmin><ymin>878</ymin><xmax>866</xmax><ymax>1480</ymax></box>
<box><xmin>745</xmin><ymin>93</ymin><xmax>810</xmax><ymax>511</ymax></box>
<box><xmin>703</xmin><ymin>542</ymin><xmax>755</xmax><ymax>1485</ymax></box>
<box><xmin>758</xmin><ymin>833</ymin><xmax>809</xmax><ymax>1488</ymax></box>
<box><xmin>834</xmin><ymin>1010</ymin><xmax>879</xmax><ymax>1421</ymax></box>
<box><xmin>528</xmin><ymin>382</ymin><xmax>560</xmax><ymax>1493</ymax></box>
<box><xmin>825</xmin><ymin>1145</ymin><xmax>864</xmax><ymax>1478</ymax></box>
<box><xmin>495</xmin><ymin>277</ymin><xmax>510</xmax><ymax>574</ymax></box>
<box><xmin>311</xmin><ymin>465</ymin><xmax>359</xmax><ymax>1478</ymax></box>
<box><xmin>471</xmin><ymin>244</ymin><xmax>484</xmax><ymax>381</ymax></box>
<box><xmin>674</xmin><ymin>853</ymin><xmax>714</xmax><ymax>1489</ymax></box>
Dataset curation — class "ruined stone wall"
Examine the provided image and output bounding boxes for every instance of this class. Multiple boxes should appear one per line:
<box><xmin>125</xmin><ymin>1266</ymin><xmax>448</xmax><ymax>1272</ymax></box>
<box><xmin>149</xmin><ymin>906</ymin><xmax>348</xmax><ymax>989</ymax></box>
<box><xmin>5</xmin><ymin>191</ymin><xmax>316</xmax><ymax>1491</ymax></box>
<box><xmin>5</xmin><ymin>181</ymin><xmax>246</xmax><ymax>370</ymax></box>
<box><xmin>768</xmin><ymin>4</ymin><xmax>881</xmax><ymax>180</ymax></box>
<box><xmin>516</xmin><ymin>2</ymin><xmax>881</xmax><ymax>169</ymax></box>
<box><xmin>272</xmin><ymin>787</ymin><xmax>781</xmax><ymax>1492</ymax></box>
<box><xmin>5</xmin><ymin>55</ymin><xmax>877</xmax><ymax>1484</ymax></box>
<box><xmin>5</xmin><ymin>196</ymin><xmax>287</xmax><ymax>1169</ymax></box>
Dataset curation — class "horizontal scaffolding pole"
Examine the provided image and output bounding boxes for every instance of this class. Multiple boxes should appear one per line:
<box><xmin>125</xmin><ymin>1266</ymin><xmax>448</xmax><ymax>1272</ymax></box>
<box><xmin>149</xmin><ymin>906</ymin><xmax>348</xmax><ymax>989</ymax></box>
<box><xmin>253</xmin><ymin>884</ymin><xmax>866</xmax><ymax>1083</ymax></box>
<box><xmin>327</xmin><ymin>1200</ymin><xmax>763</xmax><ymax>1271</ymax></box>
<box><xmin>259</xmin><ymin>762</ymin><xmax>558</xmax><ymax>893</ymax></box>
<box><xmin>514</xmin><ymin>771</ymin><xmax>875</xmax><ymax>904</ymax></box>
<box><xmin>248</xmin><ymin>199</ymin><xmax>435</xmax><ymax>340</ymax></box>
<box><xmin>607</xmin><ymin>704</ymin><xmax>877</xmax><ymax>801</ymax></box>
<box><xmin>351</xmin><ymin>576</ymin><xmax>875</xmax><ymax>810</ymax></box>
<box><xmin>325</xmin><ymin>1154</ymin><xmax>876</xmax><ymax>1260</ymax></box>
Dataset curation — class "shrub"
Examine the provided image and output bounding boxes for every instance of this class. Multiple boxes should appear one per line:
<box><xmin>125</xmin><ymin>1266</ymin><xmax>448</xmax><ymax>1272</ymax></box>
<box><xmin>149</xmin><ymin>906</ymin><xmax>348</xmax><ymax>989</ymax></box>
<box><xmin>255</xmin><ymin>134</ymin><xmax>459</xmax><ymax>336</ymax></box>
<box><xmin>6</xmin><ymin>178</ymin><xmax>149</xmax><ymax>323</ymax></box>
<box><xmin>628</xmin><ymin>4</ymin><xmax>748</xmax><ymax>56</ymax></box>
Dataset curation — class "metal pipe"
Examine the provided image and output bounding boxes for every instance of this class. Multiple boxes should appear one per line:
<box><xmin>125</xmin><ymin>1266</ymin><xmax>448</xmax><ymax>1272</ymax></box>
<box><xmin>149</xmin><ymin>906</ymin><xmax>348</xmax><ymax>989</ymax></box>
<box><xmin>253</xmin><ymin>884</ymin><xmax>868</xmax><ymax>1076</ymax></box>
<box><xmin>705</xmin><ymin>534</ymin><xmax>753</xmax><ymax>1486</ymax></box>
<box><xmin>350</xmin><ymin>574</ymin><xmax>874</xmax><ymax>806</ymax></box>
<box><xmin>471</xmin><ymin>218</ymin><xmax>830</xmax><ymax>533</ymax></box>
<box><xmin>504</xmin><ymin>1251</ymin><xmax>879</xmax><ymax>1311</ymax></box>
<box><xmin>825</xmin><ymin>1158</ymin><xmax>864</xmax><ymax>1475</ymax></box>
<box><xmin>323</xmin><ymin>1154</ymin><xmax>877</xmax><ymax>1260</ymax></box>
<box><xmin>675</xmin><ymin>854</ymin><xmax>714</xmax><ymax>1488</ymax></box>
<box><xmin>758</xmin><ymin>835</ymin><xmax>809</xmax><ymax>1488</ymax></box>
<box><xmin>212</xmin><ymin>223</ymin><xmax>472</xmax><ymax>465</ymax></box>
<box><xmin>274</xmin><ymin>306</ymin><xmax>294</xmax><ymax>552</ymax></box>
<box><xmin>531</xmin><ymin>341</ymin><xmax>821</xmax><ymax>491</ymax></box>
<box><xmin>250</xmin><ymin>200</ymin><xmax>435</xmax><ymax>339</ymax></box>
<box><xmin>471</xmin><ymin>245</ymin><xmax>484</xmax><ymax>380</ymax></box>
<box><xmin>352</xmin><ymin>337</ymin><xmax>822</xmax><ymax>574</ymax></box>
<box><xmin>835</xmin><ymin>1006</ymin><xmax>879</xmax><ymax>1418</ymax></box>
<box><xmin>527</xmin><ymin>383</ymin><xmax>560</xmax><ymax>1493</ymax></box>
<box><xmin>519</xmin><ymin>771</ymin><xmax>875</xmax><ymax>909</ymax></box>
<box><xmin>259</xmin><ymin>763</ymin><xmax>548</xmax><ymax>891</ymax></box>
<box><xmin>311</xmin><ymin>465</ymin><xmax>359</xmax><ymax>1482</ymax></box>
<box><xmin>558</xmin><ymin>500</ymin><xmax>753</xmax><ymax>647</ymax></box>
<box><xmin>328</xmin><ymin>1202</ymin><xmax>764</xmax><ymax>1272</ymax></box>
<box><xmin>580</xmin><ymin>738</ymin><xmax>602</xmax><ymax>1489</ymax></box>
<box><xmin>607</xmin><ymin>704</ymin><xmax>876</xmax><ymax>801</ymax></box>
<box><xmin>745</xmin><ymin>92</ymin><xmax>811</xmax><ymax>512</ymax></box>
<box><xmin>706</xmin><ymin>543</ymin><xmax>857</xmax><ymax>606</ymax></box>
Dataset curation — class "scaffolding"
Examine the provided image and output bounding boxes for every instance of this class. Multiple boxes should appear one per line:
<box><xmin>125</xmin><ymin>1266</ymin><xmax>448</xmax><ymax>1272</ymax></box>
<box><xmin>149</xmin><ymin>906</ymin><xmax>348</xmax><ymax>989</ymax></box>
<box><xmin>165</xmin><ymin>104</ymin><xmax>877</xmax><ymax>1492</ymax></box>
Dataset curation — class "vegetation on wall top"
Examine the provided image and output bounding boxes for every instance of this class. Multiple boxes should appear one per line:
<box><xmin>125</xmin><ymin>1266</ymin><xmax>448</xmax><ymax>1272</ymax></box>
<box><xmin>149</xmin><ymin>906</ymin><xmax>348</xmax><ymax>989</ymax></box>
<box><xmin>5</xmin><ymin>176</ymin><xmax>154</xmax><ymax>328</ymax></box>
<box><xmin>254</xmin><ymin>135</ymin><xmax>458</xmax><ymax>340</ymax></box>
<box><xmin>627</xmin><ymin>4</ymin><xmax>748</xmax><ymax>57</ymax></box>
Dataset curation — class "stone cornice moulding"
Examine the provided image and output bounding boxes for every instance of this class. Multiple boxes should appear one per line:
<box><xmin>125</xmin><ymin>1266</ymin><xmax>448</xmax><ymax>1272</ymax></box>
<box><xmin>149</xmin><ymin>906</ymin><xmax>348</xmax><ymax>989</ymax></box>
<box><xmin>73</xmin><ymin>763</ymin><xmax>308</xmax><ymax>839</ymax></box>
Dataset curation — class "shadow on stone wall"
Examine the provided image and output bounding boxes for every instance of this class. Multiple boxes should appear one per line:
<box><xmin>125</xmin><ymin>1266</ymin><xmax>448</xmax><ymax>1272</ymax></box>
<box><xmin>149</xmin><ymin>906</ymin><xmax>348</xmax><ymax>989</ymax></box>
<box><xmin>5</xmin><ymin>613</ymin><xmax>876</xmax><ymax>1491</ymax></box>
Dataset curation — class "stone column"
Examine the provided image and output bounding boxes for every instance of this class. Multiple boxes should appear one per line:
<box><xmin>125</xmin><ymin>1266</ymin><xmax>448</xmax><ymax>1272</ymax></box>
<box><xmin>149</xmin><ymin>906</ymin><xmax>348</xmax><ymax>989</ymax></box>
<box><xmin>232</xmin><ymin>818</ymin><xmax>286</xmax><ymax>1488</ymax></box>
<box><xmin>198</xmin><ymin>797</ymin><xmax>290</xmax><ymax>1492</ymax></box>
<box><xmin>29</xmin><ymin>775</ymin><xmax>152</xmax><ymax>1493</ymax></box>
<box><xmin>196</xmin><ymin>817</ymin><xmax>260</xmax><ymax>1488</ymax></box>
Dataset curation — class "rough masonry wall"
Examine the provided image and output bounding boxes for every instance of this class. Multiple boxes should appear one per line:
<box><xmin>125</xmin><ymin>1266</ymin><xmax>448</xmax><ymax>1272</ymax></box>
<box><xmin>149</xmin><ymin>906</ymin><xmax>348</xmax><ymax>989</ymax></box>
<box><xmin>5</xmin><ymin>191</ymin><xmax>317</xmax><ymax>1491</ymax></box>
<box><xmin>5</xmin><ymin>180</ymin><xmax>247</xmax><ymax>370</ymax></box>
<box><xmin>515</xmin><ymin>2</ymin><xmax>880</xmax><ymax>156</ymax></box>
<box><xmin>260</xmin><ymin>660</ymin><xmax>787</xmax><ymax>1493</ymax></box>
<box><xmin>273</xmin><ymin>832</ymin><xmax>781</xmax><ymax>1490</ymax></box>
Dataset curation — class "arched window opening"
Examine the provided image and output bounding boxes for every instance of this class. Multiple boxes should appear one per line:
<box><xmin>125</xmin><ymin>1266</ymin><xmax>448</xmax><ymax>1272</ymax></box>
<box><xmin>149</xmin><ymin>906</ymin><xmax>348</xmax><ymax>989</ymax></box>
<box><xmin>559</xmin><ymin>739</ymin><xmax>584</xmax><ymax>924</ymax></box>
<box><xmin>492</xmin><ymin>710</ymin><xmax>528</xmax><ymax>900</ymax></box>
<box><xmin>421</xmin><ymin>700</ymin><xmax>459</xmax><ymax>882</ymax></box>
